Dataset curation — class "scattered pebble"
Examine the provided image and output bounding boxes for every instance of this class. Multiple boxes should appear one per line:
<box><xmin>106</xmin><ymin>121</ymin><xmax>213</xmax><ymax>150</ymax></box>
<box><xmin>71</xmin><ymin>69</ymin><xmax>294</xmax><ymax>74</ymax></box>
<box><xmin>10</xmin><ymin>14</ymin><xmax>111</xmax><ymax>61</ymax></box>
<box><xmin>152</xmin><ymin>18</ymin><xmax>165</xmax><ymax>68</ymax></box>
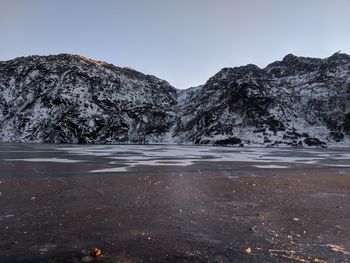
<box><xmin>244</xmin><ymin>247</ymin><xmax>252</xmax><ymax>254</ymax></box>
<box><xmin>249</xmin><ymin>226</ymin><xmax>257</xmax><ymax>232</ymax></box>
<box><xmin>10</xmin><ymin>241</ymin><xmax>18</xmax><ymax>246</ymax></box>
<box><xmin>327</xmin><ymin>244</ymin><xmax>350</xmax><ymax>255</ymax></box>
<box><xmin>81</xmin><ymin>247</ymin><xmax>102</xmax><ymax>259</ymax></box>
<box><xmin>313</xmin><ymin>258</ymin><xmax>327</xmax><ymax>263</ymax></box>
<box><xmin>39</xmin><ymin>247</ymin><xmax>49</xmax><ymax>253</ymax></box>
<box><xmin>92</xmin><ymin>247</ymin><xmax>102</xmax><ymax>257</ymax></box>
<box><xmin>30</xmin><ymin>196</ymin><xmax>36</xmax><ymax>201</ymax></box>
<box><xmin>81</xmin><ymin>255</ymin><xmax>93</xmax><ymax>262</ymax></box>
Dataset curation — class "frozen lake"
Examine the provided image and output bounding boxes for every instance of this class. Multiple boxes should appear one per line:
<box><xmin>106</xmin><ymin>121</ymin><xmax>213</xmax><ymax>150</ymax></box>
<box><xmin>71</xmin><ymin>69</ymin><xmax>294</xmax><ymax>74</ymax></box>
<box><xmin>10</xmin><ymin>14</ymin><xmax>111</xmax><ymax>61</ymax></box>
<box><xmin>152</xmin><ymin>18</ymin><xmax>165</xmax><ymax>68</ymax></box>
<box><xmin>0</xmin><ymin>144</ymin><xmax>349</xmax><ymax>262</ymax></box>
<box><xmin>1</xmin><ymin>143</ymin><xmax>350</xmax><ymax>176</ymax></box>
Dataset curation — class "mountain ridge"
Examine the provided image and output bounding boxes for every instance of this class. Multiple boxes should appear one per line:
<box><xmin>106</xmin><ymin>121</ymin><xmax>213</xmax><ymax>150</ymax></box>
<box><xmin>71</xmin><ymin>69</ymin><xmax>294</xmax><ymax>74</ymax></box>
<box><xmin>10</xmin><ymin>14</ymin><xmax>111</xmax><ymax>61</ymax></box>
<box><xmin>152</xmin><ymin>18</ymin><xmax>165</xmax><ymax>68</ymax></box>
<box><xmin>0</xmin><ymin>52</ymin><xmax>349</xmax><ymax>146</ymax></box>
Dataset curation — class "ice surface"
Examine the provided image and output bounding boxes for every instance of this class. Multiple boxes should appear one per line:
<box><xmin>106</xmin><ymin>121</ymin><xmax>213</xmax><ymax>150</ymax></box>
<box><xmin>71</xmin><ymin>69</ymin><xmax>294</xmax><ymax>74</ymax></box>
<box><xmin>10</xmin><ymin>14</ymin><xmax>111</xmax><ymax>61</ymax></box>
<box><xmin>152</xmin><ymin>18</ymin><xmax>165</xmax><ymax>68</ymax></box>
<box><xmin>5</xmin><ymin>158</ymin><xmax>83</xmax><ymax>163</ymax></box>
<box><xmin>3</xmin><ymin>143</ymin><xmax>350</xmax><ymax>174</ymax></box>
<box><xmin>52</xmin><ymin>145</ymin><xmax>350</xmax><ymax>173</ymax></box>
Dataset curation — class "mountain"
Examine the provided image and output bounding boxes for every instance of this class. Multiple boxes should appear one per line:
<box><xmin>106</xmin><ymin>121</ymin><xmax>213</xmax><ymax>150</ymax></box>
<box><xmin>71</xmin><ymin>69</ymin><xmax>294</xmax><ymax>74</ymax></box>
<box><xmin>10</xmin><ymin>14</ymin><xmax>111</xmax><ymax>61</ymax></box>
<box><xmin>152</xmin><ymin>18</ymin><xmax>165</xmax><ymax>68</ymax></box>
<box><xmin>174</xmin><ymin>53</ymin><xmax>350</xmax><ymax>147</ymax></box>
<box><xmin>0</xmin><ymin>54</ymin><xmax>176</xmax><ymax>143</ymax></box>
<box><xmin>0</xmin><ymin>53</ymin><xmax>349</xmax><ymax>146</ymax></box>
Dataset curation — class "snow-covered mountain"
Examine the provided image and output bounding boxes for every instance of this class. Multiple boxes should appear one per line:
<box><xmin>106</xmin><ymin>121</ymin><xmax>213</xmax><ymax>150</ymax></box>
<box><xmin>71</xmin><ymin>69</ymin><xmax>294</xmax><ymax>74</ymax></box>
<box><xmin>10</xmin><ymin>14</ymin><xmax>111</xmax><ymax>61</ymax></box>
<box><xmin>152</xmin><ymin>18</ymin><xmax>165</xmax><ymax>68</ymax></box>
<box><xmin>175</xmin><ymin>53</ymin><xmax>350</xmax><ymax>146</ymax></box>
<box><xmin>0</xmin><ymin>53</ymin><xmax>349</xmax><ymax>146</ymax></box>
<box><xmin>0</xmin><ymin>54</ymin><xmax>177</xmax><ymax>143</ymax></box>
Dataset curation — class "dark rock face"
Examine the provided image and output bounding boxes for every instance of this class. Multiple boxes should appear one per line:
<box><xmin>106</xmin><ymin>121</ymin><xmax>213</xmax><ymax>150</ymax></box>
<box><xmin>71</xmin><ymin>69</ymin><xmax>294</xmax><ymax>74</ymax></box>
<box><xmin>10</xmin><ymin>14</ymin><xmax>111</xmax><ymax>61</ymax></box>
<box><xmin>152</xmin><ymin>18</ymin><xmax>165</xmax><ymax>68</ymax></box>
<box><xmin>0</xmin><ymin>53</ymin><xmax>350</xmax><ymax>146</ymax></box>
<box><xmin>303</xmin><ymin>137</ymin><xmax>326</xmax><ymax>147</ymax></box>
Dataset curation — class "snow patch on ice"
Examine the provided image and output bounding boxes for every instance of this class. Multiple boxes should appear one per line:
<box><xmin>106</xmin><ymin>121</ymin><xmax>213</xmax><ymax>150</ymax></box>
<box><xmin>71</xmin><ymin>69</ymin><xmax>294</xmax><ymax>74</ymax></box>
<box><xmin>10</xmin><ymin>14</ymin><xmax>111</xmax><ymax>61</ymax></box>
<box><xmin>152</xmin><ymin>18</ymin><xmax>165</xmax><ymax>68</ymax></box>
<box><xmin>253</xmin><ymin>165</ymin><xmax>289</xmax><ymax>169</ymax></box>
<box><xmin>5</xmin><ymin>158</ymin><xmax>83</xmax><ymax>163</ymax></box>
<box><xmin>90</xmin><ymin>160</ymin><xmax>193</xmax><ymax>173</ymax></box>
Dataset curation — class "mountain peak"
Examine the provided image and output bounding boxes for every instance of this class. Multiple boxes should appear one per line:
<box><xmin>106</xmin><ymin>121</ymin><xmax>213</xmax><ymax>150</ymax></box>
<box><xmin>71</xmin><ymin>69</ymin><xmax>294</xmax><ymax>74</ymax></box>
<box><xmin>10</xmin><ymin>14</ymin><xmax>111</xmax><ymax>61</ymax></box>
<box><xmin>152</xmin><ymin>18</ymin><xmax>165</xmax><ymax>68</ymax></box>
<box><xmin>282</xmin><ymin>53</ymin><xmax>299</xmax><ymax>63</ymax></box>
<box><xmin>327</xmin><ymin>51</ymin><xmax>350</xmax><ymax>61</ymax></box>
<box><xmin>66</xmin><ymin>54</ymin><xmax>109</xmax><ymax>65</ymax></box>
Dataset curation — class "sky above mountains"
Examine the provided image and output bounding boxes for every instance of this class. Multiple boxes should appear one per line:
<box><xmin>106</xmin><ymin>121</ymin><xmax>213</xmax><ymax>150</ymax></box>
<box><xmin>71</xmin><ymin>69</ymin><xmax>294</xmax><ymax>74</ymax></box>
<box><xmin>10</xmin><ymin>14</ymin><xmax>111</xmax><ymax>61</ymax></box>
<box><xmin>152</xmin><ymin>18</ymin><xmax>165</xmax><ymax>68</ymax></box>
<box><xmin>1</xmin><ymin>0</ymin><xmax>350</xmax><ymax>89</ymax></box>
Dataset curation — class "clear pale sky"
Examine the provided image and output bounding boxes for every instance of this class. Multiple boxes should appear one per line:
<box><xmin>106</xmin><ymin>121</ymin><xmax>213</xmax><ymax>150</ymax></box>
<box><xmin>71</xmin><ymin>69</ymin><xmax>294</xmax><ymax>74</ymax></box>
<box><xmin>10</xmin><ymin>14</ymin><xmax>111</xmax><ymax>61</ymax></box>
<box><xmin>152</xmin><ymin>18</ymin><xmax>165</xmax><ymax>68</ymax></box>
<box><xmin>1</xmin><ymin>0</ymin><xmax>350</xmax><ymax>89</ymax></box>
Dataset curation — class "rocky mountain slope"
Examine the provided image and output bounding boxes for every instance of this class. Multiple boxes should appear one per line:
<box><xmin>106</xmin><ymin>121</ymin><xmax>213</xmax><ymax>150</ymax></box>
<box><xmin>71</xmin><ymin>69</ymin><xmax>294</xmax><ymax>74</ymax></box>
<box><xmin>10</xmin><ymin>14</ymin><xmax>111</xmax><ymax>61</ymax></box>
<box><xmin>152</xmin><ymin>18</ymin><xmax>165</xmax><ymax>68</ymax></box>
<box><xmin>175</xmin><ymin>53</ymin><xmax>350</xmax><ymax>146</ymax></box>
<box><xmin>0</xmin><ymin>54</ymin><xmax>176</xmax><ymax>143</ymax></box>
<box><xmin>0</xmin><ymin>53</ymin><xmax>349</xmax><ymax>146</ymax></box>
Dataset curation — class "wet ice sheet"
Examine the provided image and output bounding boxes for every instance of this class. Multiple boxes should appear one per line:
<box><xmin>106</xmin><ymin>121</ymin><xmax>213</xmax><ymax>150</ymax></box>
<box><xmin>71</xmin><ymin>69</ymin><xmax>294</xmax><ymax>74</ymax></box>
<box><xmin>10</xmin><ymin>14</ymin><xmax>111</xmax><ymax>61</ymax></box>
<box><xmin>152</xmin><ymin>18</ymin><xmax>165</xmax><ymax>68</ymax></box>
<box><xmin>1</xmin><ymin>143</ymin><xmax>349</xmax><ymax>262</ymax></box>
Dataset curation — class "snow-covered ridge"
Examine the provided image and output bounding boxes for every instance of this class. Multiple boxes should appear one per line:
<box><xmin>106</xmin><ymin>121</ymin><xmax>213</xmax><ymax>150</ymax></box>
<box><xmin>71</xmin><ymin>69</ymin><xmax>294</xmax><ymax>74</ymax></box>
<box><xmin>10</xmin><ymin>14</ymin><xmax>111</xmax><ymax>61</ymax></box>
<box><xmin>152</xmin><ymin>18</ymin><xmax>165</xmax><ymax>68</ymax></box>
<box><xmin>0</xmin><ymin>53</ymin><xmax>349</xmax><ymax>146</ymax></box>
